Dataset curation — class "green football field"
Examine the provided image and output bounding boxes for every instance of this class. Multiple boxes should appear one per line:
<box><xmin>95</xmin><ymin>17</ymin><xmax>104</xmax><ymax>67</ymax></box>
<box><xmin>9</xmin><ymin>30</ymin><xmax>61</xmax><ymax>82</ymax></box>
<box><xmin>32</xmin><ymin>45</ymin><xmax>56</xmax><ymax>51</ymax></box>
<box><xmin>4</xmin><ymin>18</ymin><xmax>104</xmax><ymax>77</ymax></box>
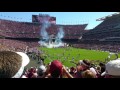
<box><xmin>25</xmin><ymin>47</ymin><xmax>120</xmax><ymax>68</ymax></box>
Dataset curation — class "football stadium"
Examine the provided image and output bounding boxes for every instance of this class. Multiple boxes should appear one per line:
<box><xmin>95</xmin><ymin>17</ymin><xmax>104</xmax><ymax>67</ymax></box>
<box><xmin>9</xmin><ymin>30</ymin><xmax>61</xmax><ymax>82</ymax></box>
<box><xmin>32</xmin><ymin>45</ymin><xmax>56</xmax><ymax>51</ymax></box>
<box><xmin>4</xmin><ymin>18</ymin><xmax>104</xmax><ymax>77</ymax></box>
<box><xmin>0</xmin><ymin>12</ymin><xmax>120</xmax><ymax>78</ymax></box>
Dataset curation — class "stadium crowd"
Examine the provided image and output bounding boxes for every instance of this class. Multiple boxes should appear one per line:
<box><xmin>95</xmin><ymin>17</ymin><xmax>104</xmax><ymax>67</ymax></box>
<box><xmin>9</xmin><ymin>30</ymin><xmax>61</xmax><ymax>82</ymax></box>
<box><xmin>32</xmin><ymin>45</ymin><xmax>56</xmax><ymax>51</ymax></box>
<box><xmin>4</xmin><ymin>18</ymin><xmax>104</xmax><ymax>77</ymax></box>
<box><xmin>0</xmin><ymin>19</ymin><xmax>87</xmax><ymax>39</ymax></box>
<box><xmin>0</xmin><ymin>39</ymin><xmax>39</xmax><ymax>52</ymax></box>
<box><xmin>82</xmin><ymin>13</ymin><xmax>120</xmax><ymax>40</ymax></box>
<box><xmin>73</xmin><ymin>43</ymin><xmax>120</xmax><ymax>53</ymax></box>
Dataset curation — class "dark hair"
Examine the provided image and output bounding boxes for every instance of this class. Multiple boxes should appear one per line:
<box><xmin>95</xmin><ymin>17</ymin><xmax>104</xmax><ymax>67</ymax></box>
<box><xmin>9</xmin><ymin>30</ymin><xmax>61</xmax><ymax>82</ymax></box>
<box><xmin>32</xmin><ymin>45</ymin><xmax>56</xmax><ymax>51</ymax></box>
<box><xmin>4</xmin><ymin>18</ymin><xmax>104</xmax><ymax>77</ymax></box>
<box><xmin>99</xmin><ymin>62</ymin><xmax>105</xmax><ymax>66</ymax></box>
<box><xmin>51</xmin><ymin>69</ymin><xmax>61</xmax><ymax>78</ymax></box>
<box><xmin>37</xmin><ymin>69</ymin><xmax>44</xmax><ymax>76</ymax></box>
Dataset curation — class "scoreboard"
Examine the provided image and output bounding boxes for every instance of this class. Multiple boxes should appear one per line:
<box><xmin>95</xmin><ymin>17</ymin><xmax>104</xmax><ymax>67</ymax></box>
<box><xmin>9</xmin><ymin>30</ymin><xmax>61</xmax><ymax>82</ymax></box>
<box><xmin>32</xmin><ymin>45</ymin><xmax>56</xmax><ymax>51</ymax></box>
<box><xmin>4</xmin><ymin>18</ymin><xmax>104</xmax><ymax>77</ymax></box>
<box><xmin>32</xmin><ymin>14</ymin><xmax>56</xmax><ymax>24</ymax></box>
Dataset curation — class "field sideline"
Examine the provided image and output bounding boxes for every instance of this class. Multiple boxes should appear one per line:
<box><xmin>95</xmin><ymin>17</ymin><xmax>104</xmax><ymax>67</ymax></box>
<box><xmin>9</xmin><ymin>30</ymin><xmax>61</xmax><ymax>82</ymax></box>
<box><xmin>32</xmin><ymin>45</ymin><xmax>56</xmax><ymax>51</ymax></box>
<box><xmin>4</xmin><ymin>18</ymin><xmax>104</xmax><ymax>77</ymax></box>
<box><xmin>38</xmin><ymin>47</ymin><xmax>120</xmax><ymax>67</ymax></box>
<box><xmin>25</xmin><ymin>47</ymin><xmax>120</xmax><ymax>68</ymax></box>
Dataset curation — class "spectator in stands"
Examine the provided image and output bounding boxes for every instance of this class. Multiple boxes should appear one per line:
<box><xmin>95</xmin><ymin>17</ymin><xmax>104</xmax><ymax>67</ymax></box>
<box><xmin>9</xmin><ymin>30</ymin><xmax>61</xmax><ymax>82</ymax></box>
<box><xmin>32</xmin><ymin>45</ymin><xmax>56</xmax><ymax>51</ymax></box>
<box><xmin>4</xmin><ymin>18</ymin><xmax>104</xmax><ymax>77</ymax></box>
<box><xmin>75</xmin><ymin>59</ymin><xmax>97</xmax><ymax>78</ymax></box>
<box><xmin>74</xmin><ymin>63</ymin><xmax>84</xmax><ymax>78</ymax></box>
<box><xmin>79</xmin><ymin>60</ymin><xmax>91</xmax><ymax>71</ymax></box>
<box><xmin>44</xmin><ymin>60</ymin><xmax>73</xmax><ymax>78</ymax></box>
<box><xmin>0</xmin><ymin>51</ymin><xmax>30</xmax><ymax>78</ymax></box>
<box><xmin>69</xmin><ymin>67</ymin><xmax>76</xmax><ymax>76</ymax></box>
<box><xmin>101</xmin><ymin>58</ymin><xmax>120</xmax><ymax>78</ymax></box>
<box><xmin>81</xmin><ymin>70</ymin><xmax>97</xmax><ymax>78</ymax></box>
<box><xmin>25</xmin><ymin>67</ymin><xmax>38</xmax><ymax>78</ymax></box>
<box><xmin>99</xmin><ymin>62</ymin><xmax>105</xmax><ymax>74</ymax></box>
<box><xmin>37</xmin><ymin>65</ymin><xmax>46</xmax><ymax>78</ymax></box>
<box><xmin>96</xmin><ymin>66</ymin><xmax>101</xmax><ymax>73</ymax></box>
<box><xmin>48</xmin><ymin>60</ymin><xmax>63</xmax><ymax>78</ymax></box>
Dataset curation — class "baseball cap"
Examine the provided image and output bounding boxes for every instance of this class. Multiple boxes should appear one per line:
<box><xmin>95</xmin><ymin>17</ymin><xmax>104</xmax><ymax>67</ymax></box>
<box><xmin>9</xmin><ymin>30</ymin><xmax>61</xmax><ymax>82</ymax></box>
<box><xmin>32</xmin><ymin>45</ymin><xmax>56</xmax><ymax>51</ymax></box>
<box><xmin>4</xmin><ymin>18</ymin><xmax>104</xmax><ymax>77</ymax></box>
<box><xmin>12</xmin><ymin>52</ymin><xmax>30</xmax><ymax>78</ymax></box>
<box><xmin>50</xmin><ymin>60</ymin><xmax>63</xmax><ymax>75</ymax></box>
<box><xmin>101</xmin><ymin>58</ymin><xmax>120</xmax><ymax>76</ymax></box>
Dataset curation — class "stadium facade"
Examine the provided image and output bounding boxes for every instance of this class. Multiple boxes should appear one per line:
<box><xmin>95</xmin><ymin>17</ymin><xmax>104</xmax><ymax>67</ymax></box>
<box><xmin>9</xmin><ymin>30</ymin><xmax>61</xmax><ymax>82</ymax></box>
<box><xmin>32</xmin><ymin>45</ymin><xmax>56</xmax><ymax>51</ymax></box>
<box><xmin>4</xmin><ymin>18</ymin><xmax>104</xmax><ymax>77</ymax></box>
<box><xmin>0</xmin><ymin>14</ymin><xmax>88</xmax><ymax>49</ymax></box>
<box><xmin>0</xmin><ymin>13</ymin><xmax>120</xmax><ymax>52</ymax></box>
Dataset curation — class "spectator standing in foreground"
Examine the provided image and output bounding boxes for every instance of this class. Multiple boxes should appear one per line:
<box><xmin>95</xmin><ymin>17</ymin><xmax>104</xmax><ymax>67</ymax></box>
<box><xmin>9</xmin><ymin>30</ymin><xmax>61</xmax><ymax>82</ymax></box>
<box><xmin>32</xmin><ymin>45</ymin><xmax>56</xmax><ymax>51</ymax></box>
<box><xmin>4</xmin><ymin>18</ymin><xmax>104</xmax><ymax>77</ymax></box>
<box><xmin>43</xmin><ymin>60</ymin><xmax>73</xmax><ymax>78</ymax></box>
<box><xmin>101</xmin><ymin>59</ymin><xmax>120</xmax><ymax>78</ymax></box>
<box><xmin>37</xmin><ymin>65</ymin><xmax>46</xmax><ymax>78</ymax></box>
<box><xmin>0</xmin><ymin>51</ymin><xmax>30</xmax><ymax>78</ymax></box>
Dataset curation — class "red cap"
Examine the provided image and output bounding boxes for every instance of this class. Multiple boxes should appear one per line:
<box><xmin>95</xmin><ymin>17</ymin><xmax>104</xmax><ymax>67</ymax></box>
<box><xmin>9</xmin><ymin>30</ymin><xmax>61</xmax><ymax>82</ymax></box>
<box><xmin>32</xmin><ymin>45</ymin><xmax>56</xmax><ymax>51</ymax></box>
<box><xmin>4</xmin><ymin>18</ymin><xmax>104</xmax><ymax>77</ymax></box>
<box><xmin>50</xmin><ymin>60</ymin><xmax>62</xmax><ymax>75</ymax></box>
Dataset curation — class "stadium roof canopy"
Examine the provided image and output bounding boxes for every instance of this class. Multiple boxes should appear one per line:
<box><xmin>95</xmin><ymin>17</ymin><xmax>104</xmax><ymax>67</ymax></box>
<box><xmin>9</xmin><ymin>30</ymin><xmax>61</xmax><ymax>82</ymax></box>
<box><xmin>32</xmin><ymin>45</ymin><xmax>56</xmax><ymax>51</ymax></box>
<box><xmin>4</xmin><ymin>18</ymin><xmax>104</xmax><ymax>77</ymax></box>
<box><xmin>96</xmin><ymin>12</ymin><xmax>120</xmax><ymax>21</ymax></box>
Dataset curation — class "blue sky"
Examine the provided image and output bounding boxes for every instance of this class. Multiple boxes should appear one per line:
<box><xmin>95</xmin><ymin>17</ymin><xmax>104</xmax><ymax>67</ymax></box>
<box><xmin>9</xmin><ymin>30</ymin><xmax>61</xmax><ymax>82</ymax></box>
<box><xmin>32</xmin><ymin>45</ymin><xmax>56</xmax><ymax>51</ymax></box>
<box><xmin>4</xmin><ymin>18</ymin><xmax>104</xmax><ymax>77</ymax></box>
<box><xmin>0</xmin><ymin>12</ymin><xmax>117</xmax><ymax>29</ymax></box>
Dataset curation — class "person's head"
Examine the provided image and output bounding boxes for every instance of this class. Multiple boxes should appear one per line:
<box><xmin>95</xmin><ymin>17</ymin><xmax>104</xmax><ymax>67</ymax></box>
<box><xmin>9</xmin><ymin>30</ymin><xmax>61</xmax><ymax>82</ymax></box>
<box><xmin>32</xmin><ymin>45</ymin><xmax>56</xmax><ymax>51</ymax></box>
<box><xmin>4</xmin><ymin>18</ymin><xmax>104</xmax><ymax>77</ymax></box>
<box><xmin>99</xmin><ymin>62</ymin><xmax>105</xmax><ymax>67</ymax></box>
<box><xmin>101</xmin><ymin>59</ymin><xmax>120</xmax><ymax>78</ymax></box>
<box><xmin>78</xmin><ymin>60</ymin><xmax>91</xmax><ymax>70</ymax></box>
<box><xmin>100</xmin><ymin>66</ymin><xmax>105</xmax><ymax>73</ymax></box>
<box><xmin>0</xmin><ymin>51</ymin><xmax>30</xmax><ymax>78</ymax></box>
<box><xmin>37</xmin><ymin>65</ymin><xmax>46</xmax><ymax>76</ymax></box>
<box><xmin>76</xmin><ymin>65</ymin><xmax>83</xmax><ymax>73</ymax></box>
<box><xmin>96</xmin><ymin>66</ymin><xmax>101</xmax><ymax>73</ymax></box>
<box><xmin>96</xmin><ymin>66</ymin><xmax>101</xmax><ymax>71</ymax></box>
<box><xmin>49</xmin><ymin>60</ymin><xmax>62</xmax><ymax>78</ymax></box>
<box><xmin>82</xmin><ymin>70</ymin><xmax>97</xmax><ymax>78</ymax></box>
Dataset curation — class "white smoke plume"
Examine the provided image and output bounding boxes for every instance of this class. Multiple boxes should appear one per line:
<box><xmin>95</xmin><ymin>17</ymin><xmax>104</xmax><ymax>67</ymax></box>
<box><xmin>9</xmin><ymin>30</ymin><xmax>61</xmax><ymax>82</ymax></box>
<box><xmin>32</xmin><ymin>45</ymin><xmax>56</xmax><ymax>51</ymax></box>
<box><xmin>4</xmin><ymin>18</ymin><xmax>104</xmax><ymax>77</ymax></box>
<box><xmin>38</xmin><ymin>15</ymin><xmax>51</xmax><ymax>41</ymax></box>
<box><xmin>55</xmin><ymin>27</ymin><xmax>65</xmax><ymax>44</ymax></box>
<box><xmin>38</xmin><ymin>14</ymin><xmax>65</xmax><ymax>48</ymax></box>
<box><xmin>56</xmin><ymin>27</ymin><xmax>64</xmax><ymax>40</ymax></box>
